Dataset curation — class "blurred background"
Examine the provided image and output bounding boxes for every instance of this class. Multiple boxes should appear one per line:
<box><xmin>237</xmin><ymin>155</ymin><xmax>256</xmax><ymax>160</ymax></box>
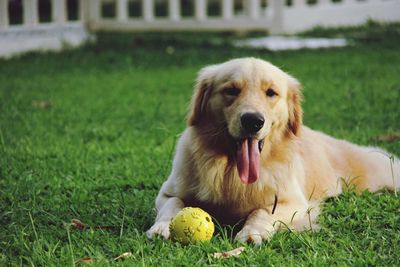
<box><xmin>1</xmin><ymin>0</ymin><xmax>400</xmax><ymax>57</ymax></box>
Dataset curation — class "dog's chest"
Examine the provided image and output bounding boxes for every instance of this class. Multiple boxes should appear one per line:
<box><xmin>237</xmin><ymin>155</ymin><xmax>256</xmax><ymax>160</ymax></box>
<box><xmin>191</xmin><ymin>154</ymin><xmax>277</xmax><ymax>218</ymax></box>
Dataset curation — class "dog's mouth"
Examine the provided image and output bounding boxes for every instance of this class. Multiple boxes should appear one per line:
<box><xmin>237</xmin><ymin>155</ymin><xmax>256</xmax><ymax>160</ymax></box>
<box><xmin>236</xmin><ymin>138</ymin><xmax>264</xmax><ymax>184</ymax></box>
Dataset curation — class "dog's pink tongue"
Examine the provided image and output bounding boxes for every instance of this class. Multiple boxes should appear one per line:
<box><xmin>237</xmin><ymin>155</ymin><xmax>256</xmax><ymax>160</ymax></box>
<box><xmin>237</xmin><ymin>138</ymin><xmax>260</xmax><ymax>184</ymax></box>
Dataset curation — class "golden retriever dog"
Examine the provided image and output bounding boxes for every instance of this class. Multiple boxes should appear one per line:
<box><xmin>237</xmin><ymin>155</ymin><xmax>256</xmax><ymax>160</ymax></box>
<box><xmin>146</xmin><ymin>57</ymin><xmax>399</xmax><ymax>245</ymax></box>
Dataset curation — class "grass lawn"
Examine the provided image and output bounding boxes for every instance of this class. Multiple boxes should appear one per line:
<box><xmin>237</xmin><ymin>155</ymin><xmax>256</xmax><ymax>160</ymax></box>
<box><xmin>1</xmin><ymin>24</ymin><xmax>400</xmax><ymax>266</ymax></box>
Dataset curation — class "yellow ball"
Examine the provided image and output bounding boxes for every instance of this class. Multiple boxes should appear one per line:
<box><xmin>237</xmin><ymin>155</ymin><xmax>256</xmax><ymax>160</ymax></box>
<box><xmin>169</xmin><ymin>207</ymin><xmax>214</xmax><ymax>245</ymax></box>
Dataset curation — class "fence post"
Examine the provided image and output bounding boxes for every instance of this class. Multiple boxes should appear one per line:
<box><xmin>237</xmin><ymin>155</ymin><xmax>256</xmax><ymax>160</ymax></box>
<box><xmin>195</xmin><ymin>0</ymin><xmax>206</xmax><ymax>21</ymax></box>
<box><xmin>0</xmin><ymin>0</ymin><xmax>9</xmax><ymax>29</ymax></box>
<box><xmin>222</xmin><ymin>0</ymin><xmax>233</xmax><ymax>20</ymax></box>
<box><xmin>249</xmin><ymin>0</ymin><xmax>260</xmax><ymax>19</ymax></box>
<box><xmin>117</xmin><ymin>0</ymin><xmax>128</xmax><ymax>21</ymax></box>
<box><xmin>52</xmin><ymin>0</ymin><xmax>67</xmax><ymax>24</ymax></box>
<box><xmin>23</xmin><ymin>0</ymin><xmax>39</xmax><ymax>27</ymax></box>
<box><xmin>79</xmin><ymin>0</ymin><xmax>90</xmax><ymax>23</ymax></box>
<box><xmin>292</xmin><ymin>0</ymin><xmax>306</xmax><ymax>8</ymax></box>
<box><xmin>319</xmin><ymin>0</ymin><xmax>331</xmax><ymax>5</ymax></box>
<box><xmin>270</xmin><ymin>0</ymin><xmax>284</xmax><ymax>33</ymax></box>
<box><xmin>169</xmin><ymin>0</ymin><xmax>180</xmax><ymax>21</ymax></box>
<box><xmin>87</xmin><ymin>0</ymin><xmax>100</xmax><ymax>22</ymax></box>
<box><xmin>143</xmin><ymin>0</ymin><xmax>154</xmax><ymax>21</ymax></box>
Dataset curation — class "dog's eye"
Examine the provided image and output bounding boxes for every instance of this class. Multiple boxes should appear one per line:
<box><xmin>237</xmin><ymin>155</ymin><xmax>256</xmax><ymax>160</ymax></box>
<box><xmin>224</xmin><ymin>87</ymin><xmax>241</xmax><ymax>97</ymax></box>
<box><xmin>266</xmin><ymin>88</ymin><xmax>278</xmax><ymax>97</ymax></box>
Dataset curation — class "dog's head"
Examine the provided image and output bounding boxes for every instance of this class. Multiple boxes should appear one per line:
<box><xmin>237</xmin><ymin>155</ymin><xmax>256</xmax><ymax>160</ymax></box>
<box><xmin>188</xmin><ymin>58</ymin><xmax>302</xmax><ymax>184</ymax></box>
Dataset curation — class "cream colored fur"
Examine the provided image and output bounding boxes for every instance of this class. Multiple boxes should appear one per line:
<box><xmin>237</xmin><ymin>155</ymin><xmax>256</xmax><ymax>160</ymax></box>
<box><xmin>146</xmin><ymin>57</ymin><xmax>400</xmax><ymax>245</ymax></box>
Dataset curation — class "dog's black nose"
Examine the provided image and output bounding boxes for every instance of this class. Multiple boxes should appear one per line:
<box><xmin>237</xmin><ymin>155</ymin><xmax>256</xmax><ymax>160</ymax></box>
<box><xmin>241</xmin><ymin>112</ymin><xmax>265</xmax><ymax>134</ymax></box>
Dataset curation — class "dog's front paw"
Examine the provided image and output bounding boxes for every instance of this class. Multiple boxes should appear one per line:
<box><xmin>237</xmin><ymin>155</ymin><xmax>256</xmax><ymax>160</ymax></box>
<box><xmin>146</xmin><ymin>221</ymin><xmax>170</xmax><ymax>239</ymax></box>
<box><xmin>235</xmin><ymin>224</ymin><xmax>274</xmax><ymax>245</ymax></box>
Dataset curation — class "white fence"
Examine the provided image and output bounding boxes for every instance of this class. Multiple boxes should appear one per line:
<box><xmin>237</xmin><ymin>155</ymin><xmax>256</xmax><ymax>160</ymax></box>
<box><xmin>284</xmin><ymin>0</ymin><xmax>400</xmax><ymax>33</ymax></box>
<box><xmin>86</xmin><ymin>0</ymin><xmax>400</xmax><ymax>33</ymax></box>
<box><xmin>0</xmin><ymin>0</ymin><xmax>90</xmax><ymax>58</ymax></box>
<box><xmin>87</xmin><ymin>0</ymin><xmax>283</xmax><ymax>32</ymax></box>
<box><xmin>1</xmin><ymin>0</ymin><xmax>400</xmax><ymax>58</ymax></box>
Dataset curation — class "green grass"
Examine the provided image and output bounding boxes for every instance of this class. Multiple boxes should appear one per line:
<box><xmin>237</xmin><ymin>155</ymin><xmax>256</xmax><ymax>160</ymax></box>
<box><xmin>1</xmin><ymin>25</ymin><xmax>400</xmax><ymax>266</ymax></box>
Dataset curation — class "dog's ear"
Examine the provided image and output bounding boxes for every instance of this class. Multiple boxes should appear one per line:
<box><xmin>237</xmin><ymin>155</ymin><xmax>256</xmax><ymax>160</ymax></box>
<box><xmin>187</xmin><ymin>66</ymin><xmax>215</xmax><ymax>126</ymax></box>
<box><xmin>287</xmin><ymin>76</ymin><xmax>303</xmax><ymax>136</ymax></box>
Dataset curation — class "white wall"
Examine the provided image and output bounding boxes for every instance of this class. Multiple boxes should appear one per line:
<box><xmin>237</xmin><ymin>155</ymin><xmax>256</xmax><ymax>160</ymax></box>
<box><xmin>283</xmin><ymin>0</ymin><xmax>400</xmax><ymax>33</ymax></box>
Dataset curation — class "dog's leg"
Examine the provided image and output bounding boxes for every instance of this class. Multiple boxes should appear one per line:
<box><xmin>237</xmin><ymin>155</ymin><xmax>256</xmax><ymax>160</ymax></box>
<box><xmin>267</xmin><ymin>200</ymin><xmax>320</xmax><ymax>232</ymax></box>
<box><xmin>146</xmin><ymin>192</ymin><xmax>184</xmax><ymax>239</ymax></box>
<box><xmin>236</xmin><ymin>193</ymin><xmax>316</xmax><ymax>245</ymax></box>
<box><xmin>146</xmin><ymin>129</ymin><xmax>193</xmax><ymax>239</ymax></box>
<box><xmin>235</xmin><ymin>209</ymin><xmax>275</xmax><ymax>245</ymax></box>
